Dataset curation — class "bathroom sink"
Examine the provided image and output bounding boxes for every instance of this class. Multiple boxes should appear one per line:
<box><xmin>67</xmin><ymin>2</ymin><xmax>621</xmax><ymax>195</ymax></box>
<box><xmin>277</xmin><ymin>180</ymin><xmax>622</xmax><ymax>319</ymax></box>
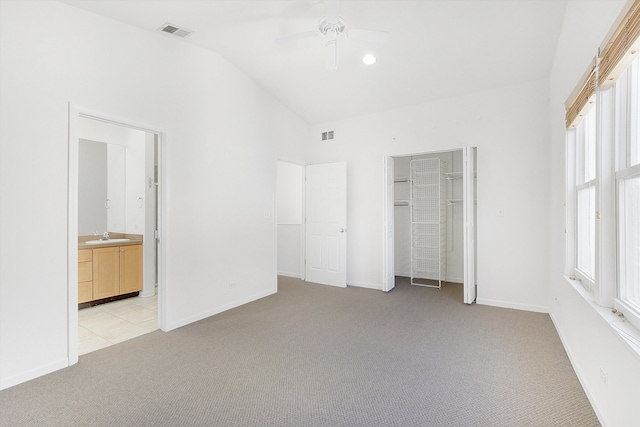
<box><xmin>85</xmin><ymin>238</ymin><xmax>131</xmax><ymax>245</ymax></box>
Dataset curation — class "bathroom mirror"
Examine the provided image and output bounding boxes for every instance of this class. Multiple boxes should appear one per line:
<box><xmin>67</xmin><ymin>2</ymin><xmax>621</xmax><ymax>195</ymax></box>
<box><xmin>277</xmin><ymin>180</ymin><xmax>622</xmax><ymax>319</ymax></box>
<box><xmin>78</xmin><ymin>139</ymin><xmax>126</xmax><ymax>235</ymax></box>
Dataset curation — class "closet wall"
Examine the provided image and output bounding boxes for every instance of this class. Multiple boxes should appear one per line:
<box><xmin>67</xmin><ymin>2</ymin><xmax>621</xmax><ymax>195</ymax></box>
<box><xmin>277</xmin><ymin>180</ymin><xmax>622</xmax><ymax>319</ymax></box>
<box><xmin>394</xmin><ymin>150</ymin><xmax>464</xmax><ymax>283</ymax></box>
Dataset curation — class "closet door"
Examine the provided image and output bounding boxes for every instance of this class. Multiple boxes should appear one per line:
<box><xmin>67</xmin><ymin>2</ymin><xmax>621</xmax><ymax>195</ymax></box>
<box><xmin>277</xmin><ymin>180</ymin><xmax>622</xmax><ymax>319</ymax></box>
<box><xmin>463</xmin><ymin>147</ymin><xmax>477</xmax><ymax>304</ymax></box>
<box><xmin>383</xmin><ymin>157</ymin><xmax>395</xmax><ymax>292</ymax></box>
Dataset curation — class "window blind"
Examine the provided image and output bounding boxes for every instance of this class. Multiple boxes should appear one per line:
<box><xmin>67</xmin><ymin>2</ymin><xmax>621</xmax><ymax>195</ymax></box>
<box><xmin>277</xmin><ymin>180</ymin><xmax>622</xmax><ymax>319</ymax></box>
<box><xmin>599</xmin><ymin>0</ymin><xmax>640</xmax><ymax>88</ymax></box>
<box><xmin>565</xmin><ymin>63</ymin><xmax>596</xmax><ymax>129</ymax></box>
<box><xmin>566</xmin><ymin>0</ymin><xmax>640</xmax><ymax>129</ymax></box>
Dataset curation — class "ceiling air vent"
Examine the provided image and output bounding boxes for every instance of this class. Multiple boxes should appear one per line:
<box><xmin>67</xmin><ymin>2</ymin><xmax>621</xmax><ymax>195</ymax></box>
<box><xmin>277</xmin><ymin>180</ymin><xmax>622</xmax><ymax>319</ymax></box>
<box><xmin>321</xmin><ymin>131</ymin><xmax>335</xmax><ymax>141</ymax></box>
<box><xmin>158</xmin><ymin>23</ymin><xmax>193</xmax><ymax>38</ymax></box>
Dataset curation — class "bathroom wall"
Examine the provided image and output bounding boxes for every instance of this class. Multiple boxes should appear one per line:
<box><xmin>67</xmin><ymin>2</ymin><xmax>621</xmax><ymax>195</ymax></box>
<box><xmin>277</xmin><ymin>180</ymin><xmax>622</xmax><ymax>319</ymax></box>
<box><xmin>77</xmin><ymin>117</ymin><xmax>147</xmax><ymax>235</ymax></box>
<box><xmin>78</xmin><ymin>139</ymin><xmax>108</xmax><ymax>235</ymax></box>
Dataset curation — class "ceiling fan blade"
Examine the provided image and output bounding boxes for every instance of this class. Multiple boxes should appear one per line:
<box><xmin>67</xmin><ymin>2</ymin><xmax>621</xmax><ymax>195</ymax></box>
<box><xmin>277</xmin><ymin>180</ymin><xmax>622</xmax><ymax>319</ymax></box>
<box><xmin>325</xmin><ymin>38</ymin><xmax>337</xmax><ymax>70</ymax></box>
<box><xmin>346</xmin><ymin>28</ymin><xmax>390</xmax><ymax>44</ymax></box>
<box><xmin>324</xmin><ymin>0</ymin><xmax>340</xmax><ymax>24</ymax></box>
<box><xmin>275</xmin><ymin>31</ymin><xmax>320</xmax><ymax>44</ymax></box>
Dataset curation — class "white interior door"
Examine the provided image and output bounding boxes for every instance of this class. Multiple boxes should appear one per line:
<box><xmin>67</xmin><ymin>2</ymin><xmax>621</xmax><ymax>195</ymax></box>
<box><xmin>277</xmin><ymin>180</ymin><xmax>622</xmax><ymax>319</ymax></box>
<box><xmin>383</xmin><ymin>156</ymin><xmax>395</xmax><ymax>292</ymax></box>
<box><xmin>305</xmin><ymin>162</ymin><xmax>347</xmax><ymax>287</ymax></box>
<box><xmin>463</xmin><ymin>147</ymin><xmax>477</xmax><ymax>304</ymax></box>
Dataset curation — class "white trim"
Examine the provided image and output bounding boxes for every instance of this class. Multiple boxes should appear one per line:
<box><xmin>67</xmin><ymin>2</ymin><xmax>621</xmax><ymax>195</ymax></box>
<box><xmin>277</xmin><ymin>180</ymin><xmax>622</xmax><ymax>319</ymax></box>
<box><xmin>165</xmin><ymin>289</ymin><xmax>276</xmax><ymax>331</ymax></box>
<box><xmin>382</xmin><ymin>155</ymin><xmax>395</xmax><ymax>292</ymax></box>
<box><xmin>563</xmin><ymin>275</ymin><xmax>640</xmax><ymax>360</ymax></box>
<box><xmin>597</xmin><ymin>84</ymin><xmax>616</xmax><ymax>308</ymax></box>
<box><xmin>139</xmin><ymin>289</ymin><xmax>156</xmax><ymax>298</ymax></box>
<box><xmin>277</xmin><ymin>271</ymin><xmax>302</xmax><ymax>279</ymax></box>
<box><xmin>67</xmin><ymin>104</ymin><xmax>80</xmax><ymax>367</ymax></box>
<box><xmin>548</xmin><ymin>313</ymin><xmax>606</xmax><ymax>426</ymax></box>
<box><xmin>0</xmin><ymin>358</ymin><xmax>69</xmax><ymax>391</ymax></box>
<box><xmin>67</xmin><ymin>104</ymin><xmax>168</xmax><ymax>367</ymax></box>
<box><xmin>348</xmin><ymin>280</ymin><xmax>382</xmax><ymax>290</ymax></box>
<box><xmin>615</xmin><ymin>163</ymin><xmax>640</xmax><ymax>179</ymax></box>
<box><xmin>573</xmin><ymin>267</ymin><xmax>595</xmax><ymax>293</ymax></box>
<box><xmin>613</xmin><ymin>298</ymin><xmax>640</xmax><ymax>339</ymax></box>
<box><xmin>476</xmin><ymin>298</ymin><xmax>549</xmax><ymax>314</ymax></box>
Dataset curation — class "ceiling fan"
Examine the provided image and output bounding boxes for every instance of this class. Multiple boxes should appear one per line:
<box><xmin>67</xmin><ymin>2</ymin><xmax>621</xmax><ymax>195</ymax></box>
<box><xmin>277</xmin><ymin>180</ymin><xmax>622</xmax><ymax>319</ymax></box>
<box><xmin>275</xmin><ymin>0</ymin><xmax>390</xmax><ymax>70</ymax></box>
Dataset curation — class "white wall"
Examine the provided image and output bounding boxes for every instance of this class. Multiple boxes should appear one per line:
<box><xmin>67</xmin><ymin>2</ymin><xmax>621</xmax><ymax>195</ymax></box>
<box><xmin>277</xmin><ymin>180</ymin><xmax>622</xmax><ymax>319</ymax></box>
<box><xmin>310</xmin><ymin>79</ymin><xmax>551</xmax><ymax>312</ymax></box>
<box><xmin>0</xmin><ymin>0</ymin><xmax>309</xmax><ymax>389</ymax></box>
<box><xmin>548</xmin><ymin>1</ymin><xmax>640</xmax><ymax>425</ymax></box>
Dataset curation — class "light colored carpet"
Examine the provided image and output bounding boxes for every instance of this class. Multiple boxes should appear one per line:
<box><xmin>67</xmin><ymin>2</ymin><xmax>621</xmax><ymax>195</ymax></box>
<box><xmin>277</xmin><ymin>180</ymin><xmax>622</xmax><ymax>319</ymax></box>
<box><xmin>0</xmin><ymin>276</ymin><xmax>599</xmax><ymax>426</ymax></box>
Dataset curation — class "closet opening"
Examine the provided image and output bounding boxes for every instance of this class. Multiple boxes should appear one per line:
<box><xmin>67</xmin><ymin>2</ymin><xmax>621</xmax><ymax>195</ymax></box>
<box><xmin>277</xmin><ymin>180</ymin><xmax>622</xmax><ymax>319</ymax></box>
<box><xmin>383</xmin><ymin>148</ymin><xmax>477</xmax><ymax>303</ymax></box>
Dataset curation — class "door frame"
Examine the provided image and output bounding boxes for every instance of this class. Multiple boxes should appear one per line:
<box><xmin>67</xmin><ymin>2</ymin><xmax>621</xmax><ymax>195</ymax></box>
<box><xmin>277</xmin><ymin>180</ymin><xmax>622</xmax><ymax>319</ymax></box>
<box><xmin>382</xmin><ymin>148</ymin><xmax>477</xmax><ymax>301</ymax></box>
<box><xmin>67</xmin><ymin>103</ymin><xmax>167</xmax><ymax>365</ymax></box>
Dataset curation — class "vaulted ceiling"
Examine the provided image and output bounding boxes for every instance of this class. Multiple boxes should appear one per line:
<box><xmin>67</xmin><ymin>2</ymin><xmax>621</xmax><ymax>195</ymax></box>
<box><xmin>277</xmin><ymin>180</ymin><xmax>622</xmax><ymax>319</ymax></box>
<box><xmin>60</xmin><ymin>0</ymin><xmax>567</xmax><ymax>124</ymax></box>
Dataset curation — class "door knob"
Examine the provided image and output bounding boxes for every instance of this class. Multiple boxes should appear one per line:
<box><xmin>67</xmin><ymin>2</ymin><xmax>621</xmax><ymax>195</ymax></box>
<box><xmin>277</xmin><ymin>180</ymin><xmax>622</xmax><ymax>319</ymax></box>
<box><xmin>339</xmin><ymin>228</ymin><xmax>347</xmax><ymax>233</ymax></box>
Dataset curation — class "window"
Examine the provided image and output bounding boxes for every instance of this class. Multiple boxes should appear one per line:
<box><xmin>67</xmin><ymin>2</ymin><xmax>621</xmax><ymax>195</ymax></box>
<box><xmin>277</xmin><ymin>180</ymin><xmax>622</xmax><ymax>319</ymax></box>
<box><xmin>614</xmin><ymin>57</ymin><xmax>640</xmax><ymax>326</ymax></box>
<box><xmin>565</xmin><ymin>0</ymin><xmax>640</xmax><ymax>335</ymax></box>
<box><xmin>574</xmin><ymin>108</ymin><xmax>597</xmax><ymax>284</ymax></box>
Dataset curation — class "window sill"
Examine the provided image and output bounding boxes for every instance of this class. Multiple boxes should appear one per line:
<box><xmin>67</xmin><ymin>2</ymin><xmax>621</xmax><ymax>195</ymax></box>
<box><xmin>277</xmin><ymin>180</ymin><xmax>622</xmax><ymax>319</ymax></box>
<box><xmin>562</xmin><ymin>274</ymin><xmax>640</xmax><ymax>359</ymax></box>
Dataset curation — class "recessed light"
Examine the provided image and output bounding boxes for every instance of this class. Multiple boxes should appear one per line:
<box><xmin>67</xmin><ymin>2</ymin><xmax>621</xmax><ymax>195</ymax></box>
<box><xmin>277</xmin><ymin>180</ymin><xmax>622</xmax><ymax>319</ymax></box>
<box><xmin>362</xmin><ymin>54</ymin><xmax>376</xmax><ymax>65</ymax></box>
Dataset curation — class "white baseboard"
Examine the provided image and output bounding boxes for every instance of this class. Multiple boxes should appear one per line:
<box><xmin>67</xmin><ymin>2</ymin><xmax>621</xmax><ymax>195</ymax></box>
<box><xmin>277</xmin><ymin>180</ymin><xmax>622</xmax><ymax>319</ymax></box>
<box><xmin>348</xmin><ymin>280</ymin><xmax>382</xmax><ymax>290</ymax></box>
<box><xmin>0</xmin><ymin>357</ymin><xmax>69</xmax><ymax>391</ymax></box>
<box><xmin>277</xmin><ymin>271</ymin><xmax>302</xmax><ymax>279</ymax></box>
<box><xmin>476</xmin><ymin>297</ymin><xmax>549</xmax><ymax>313</ymax></box>
<box><xmin>165</xmin><ymin>288</ymin><xmax>277</xmax><ymax>331</ymax></box>
<box><xmin>549</xmin><ymin>312</ymin><xmax>606</xmax><ymax>426</ymax></box>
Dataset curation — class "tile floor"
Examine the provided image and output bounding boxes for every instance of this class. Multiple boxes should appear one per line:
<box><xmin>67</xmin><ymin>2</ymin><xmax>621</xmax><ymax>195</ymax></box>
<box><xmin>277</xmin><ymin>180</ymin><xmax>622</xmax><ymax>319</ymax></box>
<box><xmin>78</xmin><ymin>293</ymin><xmax>158</xmax><ymax>355</ymax></box>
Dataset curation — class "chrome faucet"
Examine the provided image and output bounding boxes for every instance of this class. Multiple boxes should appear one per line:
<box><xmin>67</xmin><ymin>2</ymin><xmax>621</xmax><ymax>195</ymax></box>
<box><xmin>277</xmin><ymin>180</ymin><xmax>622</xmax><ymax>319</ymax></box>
<box><xmin>101</xmin><ymin>231</ymin><xmax>109</xmax><ymax>241</ymax></box>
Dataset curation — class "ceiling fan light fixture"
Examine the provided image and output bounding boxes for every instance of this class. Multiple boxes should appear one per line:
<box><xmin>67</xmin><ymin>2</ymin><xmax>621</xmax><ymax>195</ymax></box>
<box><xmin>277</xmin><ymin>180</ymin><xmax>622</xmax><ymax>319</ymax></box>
<box><xmin>362</xmin><ymin>54</ymin><xmax>377</xmax><ymax>65</ymax></box>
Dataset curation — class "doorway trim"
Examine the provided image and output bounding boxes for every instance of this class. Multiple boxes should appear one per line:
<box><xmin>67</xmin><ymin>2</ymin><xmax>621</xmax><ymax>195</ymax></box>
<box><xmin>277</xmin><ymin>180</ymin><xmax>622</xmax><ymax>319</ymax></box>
<box><xmin>67</xmin><ymin>103</ymin><xmax>167</xmax><ymax>366</ymax></box>
<box><xmin>382</xmin><ymin>148</ymin><xmax>477</xmax><ymax>300</ymax></box>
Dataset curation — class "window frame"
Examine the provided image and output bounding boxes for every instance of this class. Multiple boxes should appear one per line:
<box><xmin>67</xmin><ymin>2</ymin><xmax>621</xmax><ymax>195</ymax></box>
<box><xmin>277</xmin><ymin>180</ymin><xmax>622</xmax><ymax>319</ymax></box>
<box><xmin>613</xmin><ymin>61</ymin><xmax>640</xmax><ymax>330</ymax></box>
<box><xmin>569</xmin><ymin>105</ymin><xmax>598</xmax><ymax>292</ymax></box>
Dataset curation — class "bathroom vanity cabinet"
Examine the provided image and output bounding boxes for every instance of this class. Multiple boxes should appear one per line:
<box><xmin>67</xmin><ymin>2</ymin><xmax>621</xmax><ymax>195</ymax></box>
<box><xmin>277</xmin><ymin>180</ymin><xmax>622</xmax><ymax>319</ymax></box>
<box><xmin>78</xmin><ymin>244</ymin><xmax>142</xmax><ymax>303</ymax></box>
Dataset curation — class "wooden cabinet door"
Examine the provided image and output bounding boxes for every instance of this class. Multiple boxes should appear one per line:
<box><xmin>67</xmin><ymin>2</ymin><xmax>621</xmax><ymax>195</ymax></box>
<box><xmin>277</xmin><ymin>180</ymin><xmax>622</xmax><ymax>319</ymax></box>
<box><xmin>119</xmin><ymin>245</ymin><xmax>143</xmax><ymax>294</ymax></box>
<box><xmin>78</xmin><ymin>281</ymin><xmax>93</xmax><ymax>304</ymax></box>
<box><xmin>92</xmin><ymin>247</ymin><xmax>120</xmax><ymax>299</ymax></box>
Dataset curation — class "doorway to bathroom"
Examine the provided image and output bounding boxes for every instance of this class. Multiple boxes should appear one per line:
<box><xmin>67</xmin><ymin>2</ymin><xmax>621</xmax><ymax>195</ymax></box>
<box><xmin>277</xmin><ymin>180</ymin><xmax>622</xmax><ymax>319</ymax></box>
<box><xmin>67</xmin><ymin>105</ymin><xmax>165</xmax><ymax>364</ymax></box>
